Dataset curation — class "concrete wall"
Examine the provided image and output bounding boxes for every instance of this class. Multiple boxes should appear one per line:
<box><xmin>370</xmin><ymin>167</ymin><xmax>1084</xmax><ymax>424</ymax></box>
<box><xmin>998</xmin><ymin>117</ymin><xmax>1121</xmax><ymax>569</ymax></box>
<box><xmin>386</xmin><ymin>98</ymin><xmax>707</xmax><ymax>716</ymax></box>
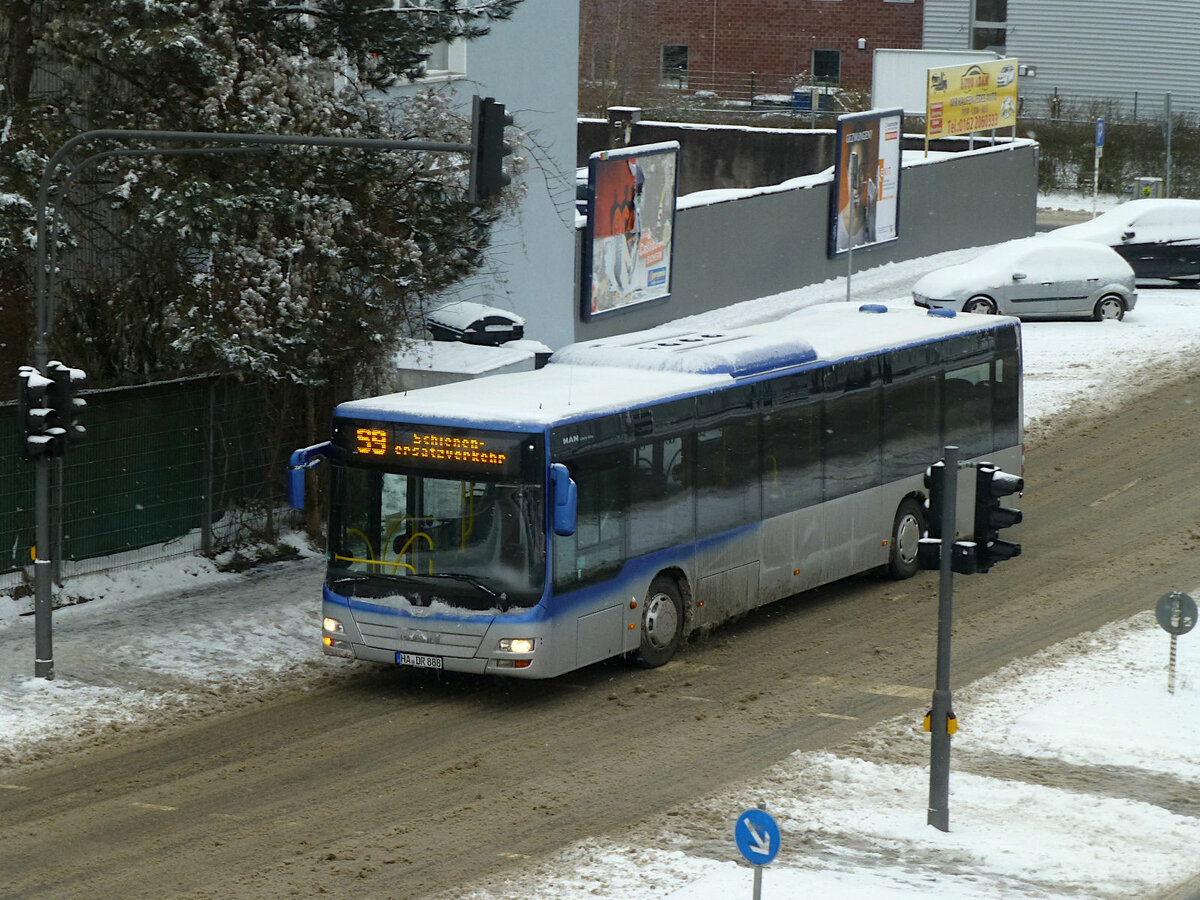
<box><xmin>573</xmin><ymin>129</ymin><xmax>1038</xmax><ymax>342</ymax></box>
<box><xmin>579</xmin><ymin>118</ymin><xmax>836</xmax><ymax>194</ymax></box>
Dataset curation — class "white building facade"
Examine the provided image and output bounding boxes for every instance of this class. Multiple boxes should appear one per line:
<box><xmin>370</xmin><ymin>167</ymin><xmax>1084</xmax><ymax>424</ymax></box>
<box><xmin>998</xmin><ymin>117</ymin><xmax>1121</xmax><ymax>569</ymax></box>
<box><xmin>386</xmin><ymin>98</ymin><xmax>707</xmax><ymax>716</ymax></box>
<box><xmin>923</xmin><ymin>0</ymin><xmax>1200</xmax><ymax>119</ymax></box>
<box><xmin>388</xmin><ymin>0</ymin><xmax>580</xmax><ymax>350</ymax></box>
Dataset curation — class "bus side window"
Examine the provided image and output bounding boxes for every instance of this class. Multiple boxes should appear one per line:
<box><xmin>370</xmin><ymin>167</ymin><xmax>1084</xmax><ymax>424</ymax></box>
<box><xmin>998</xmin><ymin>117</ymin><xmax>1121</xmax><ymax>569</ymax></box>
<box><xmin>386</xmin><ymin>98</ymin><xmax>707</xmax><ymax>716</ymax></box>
<box><xmin>992</xmin><ymin>351</ymin><xmax>1020</xmax><ymax>450</ymax></box>
<box><xmin>883</xmin><ymin>374</ymin><xmax>940</xmax><ymax>480</ymax></box>
<box><xmin>762</xmin><ymin>403</ymin><xmax>821</xmax><ymax>517</ymax></box>
<box><xmin>822</xmin><ymin>384</ymin><xmax>882</xmax><ymax>502</ymax></box>
<box><xmin>552</xmin><ymin>452</ymin><xmax>626</xmax><ymax>591</ymax></box>
<box><xmin>944</xmin><ymin>362</ymin><xmax>992</xmax><ymax>457</ymax></box>
<box><xmin>696</xmin><ymin>420</ymin><xmax>759</xmax><ymax>533</ymax></box>
<box><xmin>630</xmin><ymin>435</ymin><xmax>694</xmax><ymax>553</ymax></box>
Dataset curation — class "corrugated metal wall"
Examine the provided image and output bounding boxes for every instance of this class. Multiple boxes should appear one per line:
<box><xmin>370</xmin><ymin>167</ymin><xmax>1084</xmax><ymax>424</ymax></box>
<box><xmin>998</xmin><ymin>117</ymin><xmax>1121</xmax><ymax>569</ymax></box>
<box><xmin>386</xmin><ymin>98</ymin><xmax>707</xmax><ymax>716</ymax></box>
<box><xmin>923</xmin><ymin>1</ymin><xmax>1200</xmax><ymax>118</ymax></box>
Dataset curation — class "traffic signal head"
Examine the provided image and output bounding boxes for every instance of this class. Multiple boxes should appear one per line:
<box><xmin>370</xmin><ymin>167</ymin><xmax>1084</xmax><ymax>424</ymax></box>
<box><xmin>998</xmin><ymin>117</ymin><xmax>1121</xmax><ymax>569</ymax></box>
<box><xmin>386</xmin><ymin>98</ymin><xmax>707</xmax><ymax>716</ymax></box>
<box><xmin>973</xmin><ymin>464</ymin><xmax>1023</xmax><ymax>572</ymax></box>
<box><xmin>469</xmin><ymin>95</ymin><xmax>513</xmax><ymax>202</ymax></box>
<box><xmin>46</xmin><ymin>360</ymin><xmax>87</xmax><ymax>448</ymax></box>
<box><xmin>922</xmin><ymin>460</ymin><xmax>947</xmax><ymax>541</ymax></box>
<box><xmin>18</xmin><ymin>365</ymin><xmax>60</xmax><ymax>459</ymax></box>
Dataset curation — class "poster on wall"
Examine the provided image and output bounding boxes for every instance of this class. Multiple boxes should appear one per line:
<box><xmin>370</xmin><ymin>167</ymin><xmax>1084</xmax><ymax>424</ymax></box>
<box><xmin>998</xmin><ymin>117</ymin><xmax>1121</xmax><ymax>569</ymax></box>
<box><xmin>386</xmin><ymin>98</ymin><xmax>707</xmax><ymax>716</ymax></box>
<box><xmin>827</xmin><ymin>108</ymin><xmax>903</xmax><ymax>258</ymax></box>
<box><xmin>581</xmin><ymin>141</ymin><xmax>679</xmax><ymax>320</ymax></box>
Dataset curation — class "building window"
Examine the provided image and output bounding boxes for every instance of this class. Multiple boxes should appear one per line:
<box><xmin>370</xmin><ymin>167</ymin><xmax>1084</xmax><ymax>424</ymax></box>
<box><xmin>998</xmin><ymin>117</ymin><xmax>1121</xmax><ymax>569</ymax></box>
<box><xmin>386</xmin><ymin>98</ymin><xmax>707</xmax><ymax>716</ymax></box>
<box><xmin>661</xmin><ymin>44</ymin><xmax>688</xmax><ymax>88</ymax></box>
<box><xmin>813</xmin><ymin>49</ymin><xmax>841</xmax><ymax>85</ymax></box>
<box><xmin>398</xmin><ymin>0</ymin><xmax>468</xmax><ymax>79</ymax></box>
<box><xmin>972</xmin><ymin>0</ymin><xmax>1007</xmax><ymax>53</ymax></box>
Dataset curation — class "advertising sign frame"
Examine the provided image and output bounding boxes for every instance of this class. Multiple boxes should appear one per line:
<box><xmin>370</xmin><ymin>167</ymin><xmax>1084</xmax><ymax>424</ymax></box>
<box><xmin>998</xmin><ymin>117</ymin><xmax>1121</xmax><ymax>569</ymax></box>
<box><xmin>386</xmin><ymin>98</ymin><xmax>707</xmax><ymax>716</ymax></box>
<box><xmin>580</xmin><ymin>141</ymin><xmax>679</xmax><ymax>321</ymax></box>
<box><xmin>827</xmin><ymin>108</ymin><xmax>904</xmax><ymax>258</ymax></box>
<box><xmin>926</xmin><ymin>58</ymin><xmax>1019</xmax><ymax>141</ymax></box>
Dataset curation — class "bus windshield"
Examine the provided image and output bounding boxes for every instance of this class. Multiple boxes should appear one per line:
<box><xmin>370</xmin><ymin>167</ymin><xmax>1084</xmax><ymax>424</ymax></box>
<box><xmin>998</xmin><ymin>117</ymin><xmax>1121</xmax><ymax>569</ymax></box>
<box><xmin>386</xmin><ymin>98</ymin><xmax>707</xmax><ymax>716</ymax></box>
<box><xmin>329</xmin><ymin>467</ymin><xmax>546</xmax><ymax>611</ymax></box>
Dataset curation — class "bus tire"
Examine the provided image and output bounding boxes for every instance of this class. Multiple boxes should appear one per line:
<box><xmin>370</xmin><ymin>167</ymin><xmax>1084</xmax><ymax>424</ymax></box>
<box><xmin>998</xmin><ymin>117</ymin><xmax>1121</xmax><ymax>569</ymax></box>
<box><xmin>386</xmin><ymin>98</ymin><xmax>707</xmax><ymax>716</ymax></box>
<box><xmin>634</xmin><ymin>575</ymin><xmax>684</xmax><ymax>668</ymax></box>
<box><xmin>888</xmin><ymin>497</ymin><xmax>925</xmax><ymax>580</ymax></box>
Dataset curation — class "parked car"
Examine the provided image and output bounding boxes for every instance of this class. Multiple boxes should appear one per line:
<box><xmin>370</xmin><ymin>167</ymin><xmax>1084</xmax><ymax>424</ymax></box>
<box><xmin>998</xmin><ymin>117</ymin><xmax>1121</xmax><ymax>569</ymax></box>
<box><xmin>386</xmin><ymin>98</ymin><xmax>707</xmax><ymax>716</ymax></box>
<box><xmin>912</xmin><ymin>237</ymin><xmax>1137</xmax><ymax>320</ymax></box>
<box><xmin>1049</xmin><ymin>198</ymin><xmax>1200</xmax><ymax>281</ymax></box>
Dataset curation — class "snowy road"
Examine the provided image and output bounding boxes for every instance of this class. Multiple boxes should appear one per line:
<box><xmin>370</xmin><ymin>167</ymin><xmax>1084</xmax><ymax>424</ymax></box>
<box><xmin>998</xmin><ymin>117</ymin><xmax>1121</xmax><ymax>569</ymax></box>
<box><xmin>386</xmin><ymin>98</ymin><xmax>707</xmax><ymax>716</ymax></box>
<box><xmin>4</xmin><ymin>227</ymin><xmax>1200</xmax><ymax>898</ymax></box>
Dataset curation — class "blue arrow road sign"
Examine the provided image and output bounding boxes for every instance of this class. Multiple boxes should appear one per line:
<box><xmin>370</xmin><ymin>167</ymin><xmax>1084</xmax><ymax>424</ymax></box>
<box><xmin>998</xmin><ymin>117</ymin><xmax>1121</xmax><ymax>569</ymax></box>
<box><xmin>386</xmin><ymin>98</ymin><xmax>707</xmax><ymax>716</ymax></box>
<box><xmin>1096</xmin><ymin>117</ymin><xmax>1106</xmax><ymax>149</ymax></box>
<box><xmin>735</xmin><ymin>808</ymin><xmax>781</xmax><ymax>866</ymax></box>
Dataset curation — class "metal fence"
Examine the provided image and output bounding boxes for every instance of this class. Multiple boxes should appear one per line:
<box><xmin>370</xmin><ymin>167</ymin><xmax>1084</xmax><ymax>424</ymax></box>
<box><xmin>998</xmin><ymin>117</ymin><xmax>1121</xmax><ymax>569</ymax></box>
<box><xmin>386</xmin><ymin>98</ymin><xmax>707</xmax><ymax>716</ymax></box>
<box><xmin>0</xmin><ymin>375</ymin><xmax>284</xmax><ymax>594</ymax></box>
<box><xmin>581</xmin><ymin>68</ymin><xmax>858</xmax><ymax>120</ymax></box>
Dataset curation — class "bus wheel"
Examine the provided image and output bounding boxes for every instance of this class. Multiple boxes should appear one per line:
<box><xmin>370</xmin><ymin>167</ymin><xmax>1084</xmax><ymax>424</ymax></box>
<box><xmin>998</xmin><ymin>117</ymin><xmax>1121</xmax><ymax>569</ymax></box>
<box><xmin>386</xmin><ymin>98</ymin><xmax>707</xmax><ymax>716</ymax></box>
<box><xmin>635</xmin><ymin>575</ymin><xmax>684</xmax><ymax>667</ymax></box>
<box><xmin>888</xmin><ymin>497</ymin><xmax>925</xmax><ymax>580</ymax></box>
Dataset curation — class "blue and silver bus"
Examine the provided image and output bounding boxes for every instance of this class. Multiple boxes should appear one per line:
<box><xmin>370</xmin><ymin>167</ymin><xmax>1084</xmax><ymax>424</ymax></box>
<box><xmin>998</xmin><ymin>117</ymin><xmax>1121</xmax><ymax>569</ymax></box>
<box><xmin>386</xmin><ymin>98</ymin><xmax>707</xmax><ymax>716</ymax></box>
<box><xmin>287</xmin><ymin>303</ymin><xmax>1022</xmax><ymax>678</ymax></box>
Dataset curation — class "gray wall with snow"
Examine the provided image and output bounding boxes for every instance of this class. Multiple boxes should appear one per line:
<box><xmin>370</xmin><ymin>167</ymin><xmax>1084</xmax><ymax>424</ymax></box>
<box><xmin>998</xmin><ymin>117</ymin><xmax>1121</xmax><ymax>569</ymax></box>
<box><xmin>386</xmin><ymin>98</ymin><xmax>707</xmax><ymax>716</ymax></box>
<box><xmin>573</xmin><ymin>127</ymin><xmax>1038</xmax><ymax>343</ymax></box>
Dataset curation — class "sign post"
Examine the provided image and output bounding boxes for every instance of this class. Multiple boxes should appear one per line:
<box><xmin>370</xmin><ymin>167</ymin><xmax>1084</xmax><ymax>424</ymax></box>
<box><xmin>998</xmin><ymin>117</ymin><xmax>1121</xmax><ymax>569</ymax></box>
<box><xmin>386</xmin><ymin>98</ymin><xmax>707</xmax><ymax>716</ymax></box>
<box><xmin>735</xmin><ymin>804</ymin><xmax>780</xmax><ymax>900</ymax></box>
<box><xmin>1155</xmin><ymin>591</ymin><xmax>1197</xmax><ymax>695</ymax></box>
<box><xmin>1093</xmin><ymin>117</ymin><xmax>1105</xmax><ymax>218</ymax></box>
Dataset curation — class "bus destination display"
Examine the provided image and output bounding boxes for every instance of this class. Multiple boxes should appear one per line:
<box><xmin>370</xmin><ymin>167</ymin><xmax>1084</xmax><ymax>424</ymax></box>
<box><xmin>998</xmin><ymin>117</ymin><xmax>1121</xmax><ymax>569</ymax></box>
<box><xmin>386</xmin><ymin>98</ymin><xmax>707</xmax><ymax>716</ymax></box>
<box><xmin>338</xmin><ymin>420</ymin><xmax>531</xmax><ymax>478</ymax></box>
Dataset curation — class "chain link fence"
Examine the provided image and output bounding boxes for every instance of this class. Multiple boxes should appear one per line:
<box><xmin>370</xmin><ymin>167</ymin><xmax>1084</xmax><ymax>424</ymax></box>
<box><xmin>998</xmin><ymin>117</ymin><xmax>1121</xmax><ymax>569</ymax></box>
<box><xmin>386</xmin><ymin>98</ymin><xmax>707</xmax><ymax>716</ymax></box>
<box><xmin>0</xmin><ymin>375</ymin><xmax>290</xmax><ymax>595</ymax></box>
<box><xmin>581</xmin><ymin>67</ymin><xmax>861</xmax><ymax>123</ymax></box>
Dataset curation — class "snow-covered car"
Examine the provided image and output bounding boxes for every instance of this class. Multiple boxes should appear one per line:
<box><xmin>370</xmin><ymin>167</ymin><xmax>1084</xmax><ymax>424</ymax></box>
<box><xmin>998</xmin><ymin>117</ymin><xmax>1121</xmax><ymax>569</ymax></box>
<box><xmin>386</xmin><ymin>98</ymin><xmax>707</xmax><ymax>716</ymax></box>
<box><xmin>1049</xmin><ymin>198</ymin><xmax>1200</xmax><ymax>281</ymax></box>
<box><xmin>912</xmin><ymin>237</ymin><xmax>1137</xmax><ymax>321</ymax></box>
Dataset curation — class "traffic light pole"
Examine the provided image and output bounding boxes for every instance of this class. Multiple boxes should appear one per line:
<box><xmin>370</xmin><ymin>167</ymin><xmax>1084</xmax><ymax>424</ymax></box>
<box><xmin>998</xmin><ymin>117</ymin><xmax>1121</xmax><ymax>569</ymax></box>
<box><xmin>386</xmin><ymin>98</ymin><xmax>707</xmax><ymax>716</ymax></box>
<box><xmin>33</xmin><ymin>460</ymin><xmax>53</xmax><ymax>678</ymax></box>
<box><xmin>29</xmin><ymin>121</ymin><xmax>500</xmax><ymax>680</ymax></box>
<box><xmin>928</xmin><ymin>444</ymin><xmax>958</xmax><ymax>832</ymax></box>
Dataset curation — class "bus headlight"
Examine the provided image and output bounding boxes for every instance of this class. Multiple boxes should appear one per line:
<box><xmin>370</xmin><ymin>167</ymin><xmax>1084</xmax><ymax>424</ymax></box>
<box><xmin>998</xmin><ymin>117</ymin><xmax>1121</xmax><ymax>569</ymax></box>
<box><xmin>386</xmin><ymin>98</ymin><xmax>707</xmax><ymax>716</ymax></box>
<box><xmin>498</xmin><ymin>637</ymin><xmax>535</xmax><ymax>654</ymax></box>
<box><xmin>323</xmin><ymin>617</ymin><xmax>344</xmax><ymax>633</ymax></box>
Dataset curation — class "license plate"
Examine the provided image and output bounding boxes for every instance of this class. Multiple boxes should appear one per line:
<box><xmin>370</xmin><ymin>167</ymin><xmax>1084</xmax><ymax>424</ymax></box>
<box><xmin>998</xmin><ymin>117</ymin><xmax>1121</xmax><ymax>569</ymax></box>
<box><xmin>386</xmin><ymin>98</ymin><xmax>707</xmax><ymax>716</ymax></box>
<box><xmin>397</xmin><ymin>652</ymin><xmax>443</xmax><ymax>670</ymax></box>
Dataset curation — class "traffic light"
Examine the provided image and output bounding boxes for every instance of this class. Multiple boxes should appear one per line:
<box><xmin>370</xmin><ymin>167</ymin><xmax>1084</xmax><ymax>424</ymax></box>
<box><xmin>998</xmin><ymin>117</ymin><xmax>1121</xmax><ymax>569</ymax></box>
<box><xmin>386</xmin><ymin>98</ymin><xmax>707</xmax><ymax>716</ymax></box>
<box><xmin>469</xmin><ymin>95</ymin><xmax>513</xmax><ymax>202</ymax></box>
<box><xmin>918</xmin><ymin>459</ymin><xmax>979</xmax><ymax>575</ymax></box>
<box><xmin>18</xmin><ymin>361</ymin><xmax>86</xmax><ymax>461</ymax></box>
<box><xmin>973</xmin><ymin>464</ymin><xmax>1023</xmax><ymax>572</ymax></box>
<box><xmin>47</xmin><ymin>360</ymin><xmax>87</xmax><ymax>448</ymax></box>
<box><xmin>17</xmin><ymin>365</ymin><xmax>59</xmax><ymax>459</ymax></box>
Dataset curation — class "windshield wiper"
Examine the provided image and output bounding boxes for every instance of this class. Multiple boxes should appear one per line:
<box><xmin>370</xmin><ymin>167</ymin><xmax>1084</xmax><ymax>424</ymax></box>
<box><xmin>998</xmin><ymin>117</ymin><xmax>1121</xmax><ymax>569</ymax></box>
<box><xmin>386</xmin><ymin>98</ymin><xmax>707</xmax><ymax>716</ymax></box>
<box><xmin>409</xmin><ymin>573</ymin><xmax>509</xmax><ymax>609</ymax></box>
<box><xmin>327</xmin><ymin>574</ymin><xmax>374</xmax><ymax>592</ymax></box>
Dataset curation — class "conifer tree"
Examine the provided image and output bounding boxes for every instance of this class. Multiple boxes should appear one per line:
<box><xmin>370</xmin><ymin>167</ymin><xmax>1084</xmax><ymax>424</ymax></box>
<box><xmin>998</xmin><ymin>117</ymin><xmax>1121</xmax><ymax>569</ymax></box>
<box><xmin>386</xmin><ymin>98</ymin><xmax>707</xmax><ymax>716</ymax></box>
<box><xmin>0</xmin><ymin>0</ymin><xmax>523</xmax><ymax>389</ymax></box>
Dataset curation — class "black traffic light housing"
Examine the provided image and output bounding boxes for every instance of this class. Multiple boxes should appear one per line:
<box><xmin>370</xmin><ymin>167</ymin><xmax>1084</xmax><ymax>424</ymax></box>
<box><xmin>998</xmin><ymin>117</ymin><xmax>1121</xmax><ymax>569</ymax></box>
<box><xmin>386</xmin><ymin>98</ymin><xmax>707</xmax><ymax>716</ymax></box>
<box><xmin>469</xmin><ymin>95</ymin><xmax>513</xmax><ymax>202</ymax></box>
<box><xmin>18</xmin><ymin>365</ymin><xmax>58</xmax><ymax>460</ymax></box>
<box><xmin>973</xmin><ymin>463</ymin><xmax>1022</xmax><ymax>573</ymax></box>
<box><xmin>917</xmin><ymin>459</ymin><xmax>981</xmax><ymax>575</ymax></box>
<box><xmin>17</xmin><ymin>362</ymin><xmax>86</xmax><ymax>460</ymax></box>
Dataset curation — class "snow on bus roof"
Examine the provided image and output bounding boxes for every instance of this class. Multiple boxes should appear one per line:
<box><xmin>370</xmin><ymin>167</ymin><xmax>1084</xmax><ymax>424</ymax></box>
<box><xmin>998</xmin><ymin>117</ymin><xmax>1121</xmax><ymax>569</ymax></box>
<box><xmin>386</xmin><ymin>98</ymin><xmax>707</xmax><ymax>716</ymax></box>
<box><xmin>553</xmin><ymin>302</ymin><xmax>1011</xmax><ymax>375</ymax></box>
<box><xmin>336</xmin><ymin>304</ymin><xmax>1014</xmax><ymax>429</ymax></box>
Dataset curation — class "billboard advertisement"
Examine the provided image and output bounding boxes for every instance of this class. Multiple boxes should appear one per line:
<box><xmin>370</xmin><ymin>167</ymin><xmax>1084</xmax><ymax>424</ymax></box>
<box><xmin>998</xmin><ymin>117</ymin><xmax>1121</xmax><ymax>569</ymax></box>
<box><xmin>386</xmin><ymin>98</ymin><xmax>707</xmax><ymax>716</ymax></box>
<box><xmin>581</xmin><ymin>141</ymin><xmax>679</xmax><ymax>320</ymax></box>
<box><xmin>828</xmin><ymin>108</ymin><xmax>903</xmax><ymax>258</ymax></box>
<box><xmin>926</xmin><ymin>58</ymin><xmax>1018</xmax><ymax>139</ymax></box>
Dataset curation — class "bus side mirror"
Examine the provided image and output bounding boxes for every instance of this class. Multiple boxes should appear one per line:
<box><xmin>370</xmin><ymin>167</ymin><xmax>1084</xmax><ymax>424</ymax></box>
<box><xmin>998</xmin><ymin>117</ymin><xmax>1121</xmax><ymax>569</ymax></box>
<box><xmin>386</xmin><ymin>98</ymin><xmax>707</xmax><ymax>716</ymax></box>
<box><xmin>550</xmin><ymin>463</ymin><xmax>577</xmax><ymax>537</ymax></box>
<box><xmin>287</xmin><ymin>442</ymin><xmax>333</xmax><ymax>510</ymax></box>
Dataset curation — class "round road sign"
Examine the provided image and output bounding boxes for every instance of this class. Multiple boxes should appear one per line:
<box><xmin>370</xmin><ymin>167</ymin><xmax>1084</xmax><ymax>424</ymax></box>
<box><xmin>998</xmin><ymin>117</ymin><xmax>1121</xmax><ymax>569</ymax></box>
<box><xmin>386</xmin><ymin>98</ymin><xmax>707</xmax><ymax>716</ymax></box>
<box><xmin>735</xmin><ymin>808</ymin><xmax>780</xmax><ymax>866</ymax></box>
<box><xmin>1156</xmin><ymin>591</ymin><xmax>1198</xmax><ymax>636</ymax></box>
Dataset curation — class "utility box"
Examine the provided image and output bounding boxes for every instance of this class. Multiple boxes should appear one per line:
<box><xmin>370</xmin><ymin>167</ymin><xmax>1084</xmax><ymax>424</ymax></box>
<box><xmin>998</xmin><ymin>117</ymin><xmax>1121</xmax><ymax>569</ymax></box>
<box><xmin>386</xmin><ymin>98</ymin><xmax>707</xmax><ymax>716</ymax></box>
<box><xmin>1134</xmin><ymin>176</ymin><xmax>1164</xmax><ymax>199</ymax></box>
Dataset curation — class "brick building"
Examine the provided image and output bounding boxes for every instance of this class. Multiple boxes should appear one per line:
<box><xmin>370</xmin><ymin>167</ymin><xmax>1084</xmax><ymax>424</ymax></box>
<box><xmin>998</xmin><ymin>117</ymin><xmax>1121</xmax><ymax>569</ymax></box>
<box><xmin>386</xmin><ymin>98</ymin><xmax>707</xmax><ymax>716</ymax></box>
<box><xmin>580</xmin><ymin>0</ymin><xmax>923</xmax><ymax>107</ymax></box>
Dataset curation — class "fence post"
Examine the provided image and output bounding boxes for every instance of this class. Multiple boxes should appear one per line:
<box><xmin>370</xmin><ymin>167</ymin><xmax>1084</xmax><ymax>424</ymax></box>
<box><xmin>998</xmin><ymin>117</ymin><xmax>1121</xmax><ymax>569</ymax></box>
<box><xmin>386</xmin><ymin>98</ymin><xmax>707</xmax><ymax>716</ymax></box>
<box><xmin>202</xmin><ymin>378</ymin><xmax>215</xmax><ymax>555</ymax></box>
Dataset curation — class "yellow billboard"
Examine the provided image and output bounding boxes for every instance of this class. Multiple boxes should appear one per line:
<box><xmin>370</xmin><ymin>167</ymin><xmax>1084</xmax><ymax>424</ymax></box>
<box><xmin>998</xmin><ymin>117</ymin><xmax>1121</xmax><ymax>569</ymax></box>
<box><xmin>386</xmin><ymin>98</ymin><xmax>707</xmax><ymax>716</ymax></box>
<box><xmin>926</xmin><ymin>58</ymin><xmax>1018</xmax><ymax>138</ymax></box>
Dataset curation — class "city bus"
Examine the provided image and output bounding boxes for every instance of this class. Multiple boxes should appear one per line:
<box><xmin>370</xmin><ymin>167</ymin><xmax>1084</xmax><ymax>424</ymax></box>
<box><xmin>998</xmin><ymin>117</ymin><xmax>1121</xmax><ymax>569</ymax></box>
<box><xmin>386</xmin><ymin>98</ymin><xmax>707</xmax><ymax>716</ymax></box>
<box><xmin>287</xmin><ymin>302</ymin><xmax>1022</xmax><ymax>679</ymax></box>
